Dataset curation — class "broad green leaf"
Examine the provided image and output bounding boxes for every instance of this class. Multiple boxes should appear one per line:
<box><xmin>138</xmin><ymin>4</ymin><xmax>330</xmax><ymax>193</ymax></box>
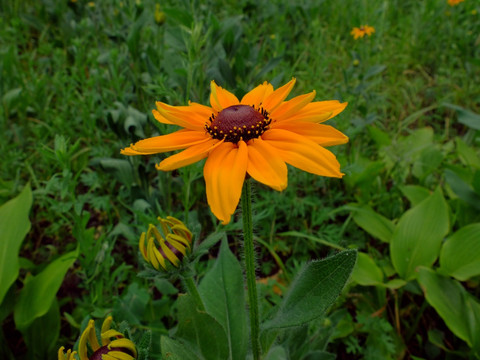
<box><xmin>198</xmin><ymin>239</ymin><xmax>247</xmax><ymax>360</ymax></box>
<box><xmin>14</xmin><ymin>249</ymin><xmax>78</xmax><ymax>330</ymax></box>
<box><xmin>263</xmin><ymin>346</ymin><xmax>287</xmax><ymax>360</ymax></box>
<box><xmin>262</xmin><ymin>250</ymin><xmax>357</xmax><ymax>329</ymax></box>
<box><xmin>367</xmin><ymin>126</ymin><xmax>391</xmax><ymax>148</ymax></box>
<box><xmin>351</xmin><ymin>252</ymin><xmax>383</xmax><ymax>286</ymax></box>
<box><xmin>445</xmin><ymin>169</ymin><xmax>480</xmax><ymax>210</ymax></box>
<box><xmin>456</xmin><ymin>138</ymin><xmax>480</xmax><ymax>168</ymax></box>
<box><xmin>0</xmin><ymin>184</ymin><xmax>32</xmax><ymax>304</ymax></box>
<box><xmin>390</xmin><ymin>188</ymin><xmax>449</xmax><ymax>280</ymax></box>
<box><xmin>412</xmin><ymin>147</ymin><xmax>444</xmax><ymax>180</ymax></box>
<box><xmin>22</xmin><ymin>299</ymin><xmax>60</xmax><ymax>359</ymax></box>
<box><xmin>418</xmin><ymin>267</ymin><xmax>480</xmax><ymax>349</ymax></box>
<box><xmin>347</xmin><ymin>204</ymin><xmax>394</xmax><ymax>243</ymax></box>
<box><xmin>381</xmin><ymin>279</ymin><xmax>406</xmax><ymax>290</ymax></box>
<box><xmin>176</xmin><ymin>294</ymin><xmax>229</xmax><ymax>360</ymax></box>
<box><xmin>443</xmin><ymin>103</ymin><xmax>480</xmax><ymax>131</ymax></box>
<box><xmin>439</xmin><ymin>223</ymin><xmax>480</xmax><ymax>281</ymax></box>
<box><xmin>160</xmin><ymin>336</ymin><xmax>202</xmax><ymax>360</ymax></box>
<box><xmin>399</xmin><ymin>185</ymin><xmax>430</xmax><ymax>207</ymax></box>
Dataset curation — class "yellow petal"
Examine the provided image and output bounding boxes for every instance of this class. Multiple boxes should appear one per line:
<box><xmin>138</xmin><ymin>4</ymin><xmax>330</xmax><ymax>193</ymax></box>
<box><xmin>88</xmin><ymin>321</ymin><xmax>101</xmax><ymax>351</ymax></box>
<box><xmin>285</xmin><ymin>100</ymin><xmax>347</xmax><ymax>123</ymax></box>
<box><xmin>152</xmin><ymin>245</ymin><xmax>168</xmax><ymax>270</ymax></box>
<box><xmin>105</xmin><ymin>351</ymin><xmax>134</xmax><ymax>360</ymax></box>
<box><xmin>204</xmin><ymin>141</ymin><xmax>248</xmax><ymax>224</ymax></box>
<box><xmin>261</xmin><ymin>78</ymin><xmax>296</xmax><ymax>113</ymax></box>
<box><xmin>159</xmin><ymin>240</ymin><xmax>180</xmax><ymax>266</ymax></box>
<box><xmin>101</xmin><ymin>355</ymin><xmax>117</xmax><ymax>360</ymax></box>
<box><xmin>139</xmin><ymin>233</ymin><xmax>148</xmax><ymax>261</ymax></box>
<box><xmin>246</xmin><ymin>138</ymin><xmax>287</xmax><ymax>191</ymax></box>
<box><xmin>152</xmin><ymin>109</ymin><xmax>175</xmax><ymax>125</ymax></box>
<box><xmin>210</xmin><ymin>81</ymin><xmax>239</xmax><ymax>112</ymax></box>
<box><xmin>273</xmin><ymin>122</ymin><xmax>349</xmax><ymax>146</ymax></box>
<box><xmin>147</xmin><ymin>237</ymin><xmax>161</xmax><ymax>270</ymax></box>
<box><xmin>155</xmin><ymin>102</ymin><xmax>208</xmax><ymax>131</ymax></box>
<box><xmin>109</xmin><ymin>338</ymin><xmax>137</xmax><ymax>358</ymax></box>
<box><xmin>167</xmin><ymin>233</ymin><xmax>190</xmax><ymax>251</ymax></box>
<box><xmin>262</xmin><ymin>129</ymin><xmax>343</xmax><ymax>178</ymax></box>
<box><xmin>156</xmin><ymin>138</ymin><xmax>223</xmax><ymax>171</ymax></box>
<box><xmin>240</xmin><ymin>81</ymin><xmax>274</xmax><ymax>107</ymax></box>
<box><xmin>120</xmin><ymin>129</ymin><xmax>210</xmax><ymax>155</ymax></box>
<box><xmin>271</xmin><ymin>90</ymin><xmax>316</xmax><ymax>121</ymax></box>
<box><xmin>78</xmin><ymin>321</ymin><xmax>94</xmax><ymax>360</ymax></box>
<box><xmin>102</xmin><ymin>329</ymin><xmax>124</xmax><ymax>339</ymax></box>
<box><xmin>101</xmin><ymin>316</ymin><xmax>114</xmax><ymax>346</ymax></box>
<box><xmin>58</xmin><ymin>347</ymin><xmax>66</xmax><ymax>360</ymax></box>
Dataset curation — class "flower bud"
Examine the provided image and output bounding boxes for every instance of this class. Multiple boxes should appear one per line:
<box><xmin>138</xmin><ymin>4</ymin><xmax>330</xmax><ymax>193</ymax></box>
<box><xmin>139</xmin><ymin>216</ymin><xmax>193</xmax><ymax>271</ymax></box>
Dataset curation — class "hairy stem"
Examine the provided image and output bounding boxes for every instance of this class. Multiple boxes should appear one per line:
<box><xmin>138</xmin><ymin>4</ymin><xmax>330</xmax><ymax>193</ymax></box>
<box><xmin>242</xmin><ymin>179</ymin><xmax>260</xmax><ymax>359</ymax></box>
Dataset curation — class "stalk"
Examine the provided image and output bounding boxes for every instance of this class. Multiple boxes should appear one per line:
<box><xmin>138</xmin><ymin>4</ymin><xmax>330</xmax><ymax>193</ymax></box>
<box><xmin>242</xmin><ymin>179</ymin><xmax>260</xmax><ymax>359</ymax></box>
<box><xmin>183</xmin><ymin>276</ymin><xmax>205</xmax><ymax>311</ymax></box>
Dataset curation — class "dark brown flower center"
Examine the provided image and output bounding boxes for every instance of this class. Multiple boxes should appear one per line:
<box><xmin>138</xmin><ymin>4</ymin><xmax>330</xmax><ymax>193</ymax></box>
<box><xmin>91</xmin><ymin>345</ymin><xmax>134</xmax><ymax>360</ymax></box>
<box><xmin>205</xmin><ymin>105</ymin><xmax>271</xmax><ymax>143</ymax></box>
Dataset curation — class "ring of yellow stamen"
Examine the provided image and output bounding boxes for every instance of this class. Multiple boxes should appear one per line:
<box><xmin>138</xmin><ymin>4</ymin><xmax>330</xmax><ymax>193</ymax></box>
<box><xmin>205</xmin><ymin>104</ymin><xmax>272</xmax><ymax>143</ymax></box>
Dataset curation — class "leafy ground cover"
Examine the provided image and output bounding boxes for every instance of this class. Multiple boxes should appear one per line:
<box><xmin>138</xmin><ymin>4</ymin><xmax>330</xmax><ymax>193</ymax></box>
<box><xmin>1</xmin><ymin>0</ymin><xmax>480</xmax><ymax>359</ymax></box>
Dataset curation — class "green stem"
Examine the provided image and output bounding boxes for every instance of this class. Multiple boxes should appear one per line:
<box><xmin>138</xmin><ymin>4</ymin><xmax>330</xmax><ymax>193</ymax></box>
<box><xmin>242</xmin><ymin>179</ymin><xmax>261</xmax><ymax>360</ymax></box>
<box><xmin>183</xmin><ymin>276</ymin><xmax>205</xmax><ymax>311</ymax></box>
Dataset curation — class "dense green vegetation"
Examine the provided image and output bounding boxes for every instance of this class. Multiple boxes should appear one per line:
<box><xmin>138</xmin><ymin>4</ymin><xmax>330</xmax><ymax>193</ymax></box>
<box><xmin>1</xmin><ymin>0</ymin><xmax>480</xmax><ymax>359</ymax></box>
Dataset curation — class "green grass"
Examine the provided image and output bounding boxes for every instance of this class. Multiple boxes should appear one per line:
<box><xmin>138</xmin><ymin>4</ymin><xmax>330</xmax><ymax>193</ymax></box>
<box><xmin>1</xmin><ymin>0</ymin><xmax>480</xmax><ymax>358</ymax></box>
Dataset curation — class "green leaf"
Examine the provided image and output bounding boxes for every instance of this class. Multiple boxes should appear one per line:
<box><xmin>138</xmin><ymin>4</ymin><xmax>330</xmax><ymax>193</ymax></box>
<box><xmin>262</xmin><ymin>250</ymin><xmax>357</xmax><ymax>329</ymax></box>
<box><xmin>351</xmin><ymin>252</ymin><xmax>383</xmax><ymax>286</ymax></box>
<box><xmin>263</xmin><ymin>346</ymin><xmax>287</xmax><ymax>360</ymax></box>
<box><xmin>443</xmin><ymin>103</ymin><xmax>480</xmax><ymax>131</ymax></box>
<box><xmin>14</xmin><ymin>249</ymin><xmax>78</xmax><ymax>330</ymax></box>
<box><xmin>445</xmin><ymin>169</ymin><xmax>480</xmax><ymax>210</ymax></box>
<box><xmin>160</xmin><ymin>336</ymin><xmax>202</xmax><ymax>360</ymax></box>
<box><xmin>390</xmin><ymin>188</ymin><xmax>449</xmax><ymax>280</ymax></box>
<box><xmin>439</xmin><ymin>223</ymin><xmax>480</xmax><ymax>281</ymax></box>
<box><xmin>113</xmin><ymin>282</ymin><xmax>150</xmax><ymax>325</ymax></box>
<box><xmin>198</xmin><ymin>239</ymin><xmax>247</xmax><ymax>360</ymax></box>
<box><xmin>418</xmin><ymin>267</ymin><xmax>480</xmax><ymax>349</ymax></box>
<box><xmin>176</xmin><ymin>294</ymin><xmax>229</xmax><ymax>360</ymax></box>
<box><xmin>367</xmin><ymin>126</ymin><xmax>391</xmax><ymax>148</ymax></box>
<box><xmin>399</xmin><ymin>185</ymin><xmax>430</xmax><ymax>207</ymax></box>
<box><xmin>456</xmin><ymin>138</ymin><xmax>480</xmax><ymax>168</ymax></box>
<box><xmin>98</xmin><ymin>158</ymin><xmax>134</xmax><ymax>187</ymax></box>
<box><xmin>0</xmin><ymin>184</ymin><xmax>32</xmax><ymax>304</ymax></box>
<box><xmin>347</xmin><ymin>204</ymin><xmax>394</xmax><ymax>243</ymax></box>
<box><xmin>22</xmin><ymin>299</ymin><xmax>60</xmax><ymax>359</ymax></box>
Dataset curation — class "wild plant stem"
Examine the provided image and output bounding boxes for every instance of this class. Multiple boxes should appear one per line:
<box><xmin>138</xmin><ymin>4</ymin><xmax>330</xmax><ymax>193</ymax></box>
<box><xmin>242</xmin><ymin>179</ymin><xmax>261</xmax><ymax>360</ymax></box>
<box><xmin>183</xmin><ymin>276</ymin><xmax>205</xmax><ymax>311</ymax></box>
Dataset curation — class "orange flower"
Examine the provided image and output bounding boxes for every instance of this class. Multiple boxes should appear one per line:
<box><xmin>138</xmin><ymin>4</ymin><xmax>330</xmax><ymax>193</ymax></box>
<box><xmin>121</xmin><ymin>79</ymin><xmax>348</xmax><ymax>224</ymax></box>
<box><xmin>350</xmin><ymin>25</ymin><xmax>375</xmax><ymax>40</ymax></box>
<box><xmin>448</xmin><ymin>0</ymin><xmax>464</xmax><ymax>5</ymax></box>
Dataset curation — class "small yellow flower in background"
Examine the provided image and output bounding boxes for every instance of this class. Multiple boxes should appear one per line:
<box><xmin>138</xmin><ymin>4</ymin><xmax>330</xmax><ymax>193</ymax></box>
<box><xmin>154</xmin><ymin>4</ymin><xmax>166</xmax><ymax>24</ymax></box>
<box><xmin>350</xmin><ymin>25</ymin><xmax>375</xmax><ymax>40</ymax></box>
<box><xmin>58</xmin><ymin>317</ymin><xmax>137</xmax><ymax>360</ymax></box>
<box><xmin>448</xmin><ymin>0</ymin><xmax>465</xmax><ymax>6</ymax></box>
<box><xmin>471</xmin><ymin>9</ymin><xmax>477</xmax><ymax>15</ymax></box>
<box><xmin>87</xmin><ymin>2</ymin><xmax>95</xmax><ymax>7</ymax></box>
<box><xmin>121</xmin><ymin>79</ymin><xmax>348</xmax><ymax>224</ymax></box>
<box><xmin>139</xmin><ymin>216</ymin><xmax>193</xmax><ymax>271</ymax></box>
